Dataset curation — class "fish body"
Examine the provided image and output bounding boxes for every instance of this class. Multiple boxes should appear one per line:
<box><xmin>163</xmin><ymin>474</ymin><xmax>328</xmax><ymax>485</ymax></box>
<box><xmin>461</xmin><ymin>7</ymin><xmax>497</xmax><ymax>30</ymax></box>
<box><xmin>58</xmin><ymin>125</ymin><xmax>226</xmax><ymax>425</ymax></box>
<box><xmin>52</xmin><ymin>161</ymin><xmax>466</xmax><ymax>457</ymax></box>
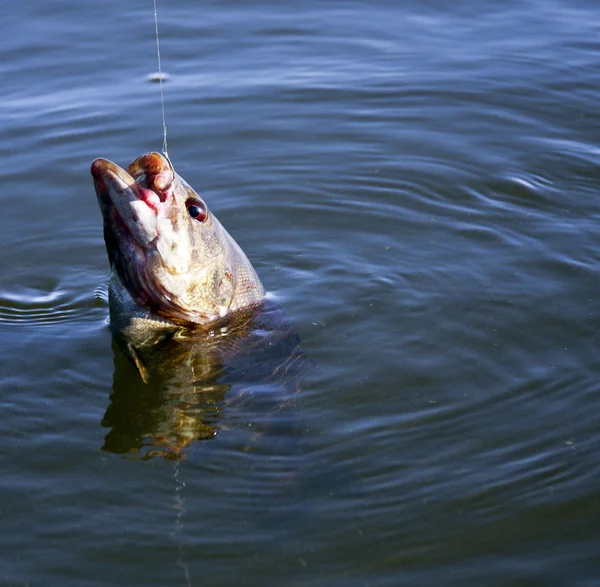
<box><xmin>91</xmin><ymin>152</ymin><xmax>265</xmax><ymax>333</ymax></box>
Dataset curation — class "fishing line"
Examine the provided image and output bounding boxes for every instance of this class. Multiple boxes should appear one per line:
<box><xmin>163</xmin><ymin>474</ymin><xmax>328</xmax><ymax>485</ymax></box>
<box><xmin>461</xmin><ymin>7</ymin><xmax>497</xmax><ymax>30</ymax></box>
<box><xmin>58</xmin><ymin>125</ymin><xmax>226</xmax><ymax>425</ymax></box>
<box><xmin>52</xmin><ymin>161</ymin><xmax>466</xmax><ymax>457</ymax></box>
<box><xmin>153</xmin><ymin>0</ymin><xmax>169</xmax><ymax>158</ymax></box>
<box><xmin>152</xmin><ymin>7</ymin><xmax>189</xmax><ymax>584</ymax></box>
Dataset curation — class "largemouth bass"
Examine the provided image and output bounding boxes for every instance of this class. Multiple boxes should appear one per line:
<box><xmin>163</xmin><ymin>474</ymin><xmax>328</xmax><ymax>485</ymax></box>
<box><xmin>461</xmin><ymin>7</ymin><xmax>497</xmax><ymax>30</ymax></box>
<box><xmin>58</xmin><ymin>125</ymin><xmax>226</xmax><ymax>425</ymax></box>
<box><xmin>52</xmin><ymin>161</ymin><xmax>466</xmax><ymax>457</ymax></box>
<box><xmin>91</xmin><ymin>151</ymin><xmax>265</xmax><ymax>330</ymax></box>
<box><xmin>91</xmin><ymin>152</ymin><xmax>303</xmax><ymax>459</ymax></box>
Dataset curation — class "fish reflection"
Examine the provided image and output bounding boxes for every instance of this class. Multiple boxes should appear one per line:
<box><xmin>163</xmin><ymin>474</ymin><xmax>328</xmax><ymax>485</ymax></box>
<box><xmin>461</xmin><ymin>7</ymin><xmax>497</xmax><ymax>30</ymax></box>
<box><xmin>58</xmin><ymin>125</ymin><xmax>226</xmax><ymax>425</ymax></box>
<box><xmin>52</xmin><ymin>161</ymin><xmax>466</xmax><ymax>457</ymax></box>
<box><xmin>100</xmin><ymin>302</ymin><xmax>304</xmax><ymax>460</ymax></box>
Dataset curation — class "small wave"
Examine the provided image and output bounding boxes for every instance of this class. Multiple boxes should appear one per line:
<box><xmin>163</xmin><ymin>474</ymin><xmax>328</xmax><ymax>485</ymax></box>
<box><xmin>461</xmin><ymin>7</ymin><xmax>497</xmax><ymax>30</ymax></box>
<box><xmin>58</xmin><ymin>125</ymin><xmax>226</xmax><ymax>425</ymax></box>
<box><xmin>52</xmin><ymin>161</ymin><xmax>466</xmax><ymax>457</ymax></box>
<box><xmin>0</xmin><ymin>286</ymin><xmax>104</xmax><ymax>327</ymax></box>
<box><xmin>94</xmin><ymin>283</ymin><xmax>109</xmax><ymax>303</ymax></box>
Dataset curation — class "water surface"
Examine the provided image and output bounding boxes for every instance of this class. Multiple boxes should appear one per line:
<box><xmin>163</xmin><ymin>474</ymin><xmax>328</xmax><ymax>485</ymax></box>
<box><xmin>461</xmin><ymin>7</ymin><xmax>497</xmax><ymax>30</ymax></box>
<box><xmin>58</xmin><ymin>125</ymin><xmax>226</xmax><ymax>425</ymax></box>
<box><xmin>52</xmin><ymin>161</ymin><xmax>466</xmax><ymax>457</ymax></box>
<box><xmin>2</xmin><ymin>1</ymin><xmax>600</xmax><ymax>585</ymax></box>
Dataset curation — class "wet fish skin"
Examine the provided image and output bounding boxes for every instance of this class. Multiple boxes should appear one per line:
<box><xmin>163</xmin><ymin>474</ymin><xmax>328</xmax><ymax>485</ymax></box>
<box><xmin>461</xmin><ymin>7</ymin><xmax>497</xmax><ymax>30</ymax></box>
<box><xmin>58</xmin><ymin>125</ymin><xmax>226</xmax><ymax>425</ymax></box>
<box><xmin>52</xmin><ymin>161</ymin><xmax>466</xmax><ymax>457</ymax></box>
<box><xmin>91</xmin><ymin>152</ymin><xmax>265</xmax><ymax>331</ymax></box>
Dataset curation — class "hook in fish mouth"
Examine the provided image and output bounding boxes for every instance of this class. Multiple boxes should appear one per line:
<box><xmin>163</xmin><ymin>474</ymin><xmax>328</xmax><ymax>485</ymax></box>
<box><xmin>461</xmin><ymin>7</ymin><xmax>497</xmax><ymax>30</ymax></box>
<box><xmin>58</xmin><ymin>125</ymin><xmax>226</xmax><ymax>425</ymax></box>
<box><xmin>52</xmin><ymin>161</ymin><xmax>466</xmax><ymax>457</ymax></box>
<box><xmin>127</xmin><ymin>151</ymin><xmax>175</xmax><ymax>201</ymax></box>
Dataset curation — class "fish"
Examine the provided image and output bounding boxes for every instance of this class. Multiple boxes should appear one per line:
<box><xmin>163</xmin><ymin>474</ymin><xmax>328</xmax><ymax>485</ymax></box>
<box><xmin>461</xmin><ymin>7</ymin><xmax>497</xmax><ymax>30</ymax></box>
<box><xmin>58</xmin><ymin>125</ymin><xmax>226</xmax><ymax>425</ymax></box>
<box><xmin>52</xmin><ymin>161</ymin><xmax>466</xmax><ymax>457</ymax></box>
<box><xmin>91</xmin><ymin>151</ymin><xmax>265</xmax><ymax>331</ymax></box>
<box><xmin>91</xmin><ymin>152</ymin><xmax>304</xmax><ymax>459</ymax></box>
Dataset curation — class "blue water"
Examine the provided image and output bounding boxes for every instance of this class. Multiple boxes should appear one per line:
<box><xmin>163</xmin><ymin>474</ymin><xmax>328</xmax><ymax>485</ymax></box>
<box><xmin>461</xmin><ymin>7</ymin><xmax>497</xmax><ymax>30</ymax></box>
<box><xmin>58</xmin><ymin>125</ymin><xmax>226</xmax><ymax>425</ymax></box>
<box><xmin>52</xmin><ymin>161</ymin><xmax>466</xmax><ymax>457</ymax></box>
<box><xmin>2</xmin><ymin>1</ymin><xmax>600</xmax><ymax>585</ymax></box>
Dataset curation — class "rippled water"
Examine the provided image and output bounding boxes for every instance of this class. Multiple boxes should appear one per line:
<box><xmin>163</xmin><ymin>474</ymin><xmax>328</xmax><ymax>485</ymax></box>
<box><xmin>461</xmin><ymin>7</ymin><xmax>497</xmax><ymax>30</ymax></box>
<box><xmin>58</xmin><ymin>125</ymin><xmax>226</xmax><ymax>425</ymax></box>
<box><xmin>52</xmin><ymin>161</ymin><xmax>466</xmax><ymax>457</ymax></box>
<box><xmin>2</xmin><ymin>0</ymin><xmax>600</xmax><ymax>585</ymax></box>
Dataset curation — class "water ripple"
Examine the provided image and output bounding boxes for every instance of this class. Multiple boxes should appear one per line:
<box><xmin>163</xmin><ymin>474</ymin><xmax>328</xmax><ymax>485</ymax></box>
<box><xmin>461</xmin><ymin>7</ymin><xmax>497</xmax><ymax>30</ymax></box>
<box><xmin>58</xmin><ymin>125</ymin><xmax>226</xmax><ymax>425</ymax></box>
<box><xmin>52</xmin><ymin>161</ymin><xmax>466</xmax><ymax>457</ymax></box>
<box><xmin>0</xmin><ymin>286</ymin><xmax>102</xmax><ymax>326</ymax></box>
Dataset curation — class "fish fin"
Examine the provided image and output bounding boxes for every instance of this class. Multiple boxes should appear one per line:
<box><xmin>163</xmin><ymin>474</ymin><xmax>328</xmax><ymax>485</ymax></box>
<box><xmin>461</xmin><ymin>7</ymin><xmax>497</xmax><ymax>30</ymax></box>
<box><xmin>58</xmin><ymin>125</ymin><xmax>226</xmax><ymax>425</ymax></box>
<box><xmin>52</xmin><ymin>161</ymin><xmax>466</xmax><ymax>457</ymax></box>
<box><xmin>127</xmin><ymin>343</ymin><xmax>151</xmax><ymax>384</ymax></box>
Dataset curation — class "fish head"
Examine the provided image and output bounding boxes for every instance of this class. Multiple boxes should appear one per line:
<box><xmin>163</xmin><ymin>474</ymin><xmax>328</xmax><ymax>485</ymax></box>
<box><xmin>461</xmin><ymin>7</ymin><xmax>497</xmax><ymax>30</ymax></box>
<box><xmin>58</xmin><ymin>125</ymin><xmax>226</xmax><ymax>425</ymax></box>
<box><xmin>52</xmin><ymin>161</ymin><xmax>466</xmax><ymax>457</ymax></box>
<box><xmin>91</xmin><ymin>152</ymin><xmax>264</xmax><ymax>325</ymax></box>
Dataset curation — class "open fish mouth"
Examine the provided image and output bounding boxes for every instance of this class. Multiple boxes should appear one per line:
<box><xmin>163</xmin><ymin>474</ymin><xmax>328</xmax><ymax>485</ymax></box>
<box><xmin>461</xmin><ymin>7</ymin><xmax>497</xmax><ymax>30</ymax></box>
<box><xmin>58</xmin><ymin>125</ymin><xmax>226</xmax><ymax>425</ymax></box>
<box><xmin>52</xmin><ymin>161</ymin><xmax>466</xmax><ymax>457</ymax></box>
<box><xmin>92</xmin><ymin>151</ymin><xmax>266</xmax><ymax>327</ymax></box>
<box><xmin>91</xmin><ymin>153</ymin><xmax>175</xmax><ymax>248</ymax></box>
<box><xmin>91</xmin><ymin>152</ymin><xmax>190</xmax><ymax>321</ymax></box>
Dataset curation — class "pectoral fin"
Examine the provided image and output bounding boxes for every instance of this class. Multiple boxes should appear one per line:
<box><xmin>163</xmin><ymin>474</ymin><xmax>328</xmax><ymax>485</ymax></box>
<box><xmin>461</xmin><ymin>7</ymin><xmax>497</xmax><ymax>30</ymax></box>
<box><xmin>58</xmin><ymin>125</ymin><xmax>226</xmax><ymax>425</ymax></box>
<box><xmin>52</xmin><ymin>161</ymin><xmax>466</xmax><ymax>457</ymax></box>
<box><xmin>127</xmin><ymin>343</ymin><xmax>150</xmax><ymax>384</ymax></box>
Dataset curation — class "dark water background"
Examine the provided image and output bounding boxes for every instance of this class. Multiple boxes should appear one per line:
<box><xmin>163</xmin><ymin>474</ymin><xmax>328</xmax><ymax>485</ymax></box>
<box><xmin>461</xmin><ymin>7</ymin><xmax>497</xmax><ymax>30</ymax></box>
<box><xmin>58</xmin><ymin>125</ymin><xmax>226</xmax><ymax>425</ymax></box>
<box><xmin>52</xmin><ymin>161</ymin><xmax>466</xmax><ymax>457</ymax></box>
<box><xmin>2</xmin><ymin>1</ymin><xmax>600</xmax><ymax>585</ymax></box>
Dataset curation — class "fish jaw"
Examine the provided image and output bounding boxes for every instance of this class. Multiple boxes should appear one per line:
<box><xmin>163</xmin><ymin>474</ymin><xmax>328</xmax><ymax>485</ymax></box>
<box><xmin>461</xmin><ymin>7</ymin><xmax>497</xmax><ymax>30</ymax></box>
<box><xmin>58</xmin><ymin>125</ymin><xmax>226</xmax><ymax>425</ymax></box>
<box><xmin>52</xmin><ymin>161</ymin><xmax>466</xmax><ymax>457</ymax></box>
<box><xmin>91</xmin><ymin>157</ymin><xmax>163</xmax><ymax>248</ymax></box>
<box><xmin>91</xmin><ymin>154</ymin><xmax>192</xmax><ymax>277</ymax></box>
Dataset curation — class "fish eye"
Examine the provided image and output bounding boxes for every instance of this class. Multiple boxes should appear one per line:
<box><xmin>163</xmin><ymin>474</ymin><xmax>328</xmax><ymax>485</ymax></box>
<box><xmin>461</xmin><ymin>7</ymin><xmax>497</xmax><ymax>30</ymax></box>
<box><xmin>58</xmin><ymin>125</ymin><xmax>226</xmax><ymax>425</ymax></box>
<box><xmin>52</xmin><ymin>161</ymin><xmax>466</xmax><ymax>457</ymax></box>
<box><xmin>186</xmin><ymin>200</ymin><xmax>207</xmax><ymax>222</ymax></box>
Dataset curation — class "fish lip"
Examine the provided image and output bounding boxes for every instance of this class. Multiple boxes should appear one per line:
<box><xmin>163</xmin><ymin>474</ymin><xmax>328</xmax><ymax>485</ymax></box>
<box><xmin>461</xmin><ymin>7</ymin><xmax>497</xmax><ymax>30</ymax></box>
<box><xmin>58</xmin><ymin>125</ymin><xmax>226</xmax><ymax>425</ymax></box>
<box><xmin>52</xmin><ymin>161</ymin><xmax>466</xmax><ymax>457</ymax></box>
<box><xmin>91</xmin><ymin>158</ymin><xmax>160</xmax><ymax>248</ymax></box>
<box><xmin>126</xmin><ymin>151</ymin><xmax>175</xmax><ymax>195</ymax></box>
